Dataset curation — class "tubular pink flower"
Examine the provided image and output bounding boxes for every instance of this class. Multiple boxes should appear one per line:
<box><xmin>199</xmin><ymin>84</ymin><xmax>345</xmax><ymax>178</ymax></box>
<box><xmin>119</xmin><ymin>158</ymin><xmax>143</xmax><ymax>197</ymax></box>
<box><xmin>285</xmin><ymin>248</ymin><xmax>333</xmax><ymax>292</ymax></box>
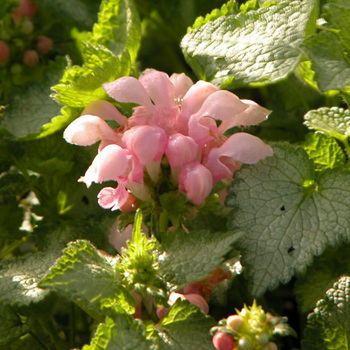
<box><xmin>122</xmin><ymin>125</ymin><xmax>168</xmax><ymax>165</ymax></box>
<box><xmin>218</xmin><ymin>99</ymin><xmax>271</xmax><ymax>133</ymax></box>
<box><xmin>80</xmin><ymin>144</ymin><xmax>141</xmax><ymax>187</ymax></box>
<box><xmin>63</xmin><ymin>115</ymin><xmax>117</xmax><ymax>146</ymax></box>
<box><xmin>205</xmin><ymin>133</ymin><xmax>274</xmax><ymax>184</ymax></box>
<box><xmin>179</xmin><ymin>161</ymin><xmax>213</xmax><ymax>205</ymax></box>
<box><xmin>82</xmin><ymin>100</ymin><xmax>128</xmax><ymax>126</ymax></box>
<box><xmin>103</xmin><ymin>76</ymin><xmax>155</xmax><ymax>112</ymax></box>
<box><xmin>188</xmin><ymin>114</ymin><xmax>218</xmax><ymax>147</ymax></box>
<box><xmin>169</xmin><ymin>73</ymin><xmax>193</xmax><ymax>99</ymax></box>
<box><xmin>165</xmin><ymin>133</ymin><xmax>199</xmax><ymax>168</ymax></box>
<box><xmin>139</xmin><ymin>69</ymin><xmax>176</xmax><ymax>109</ymax></box>
<box><xmin>97</xmin><ymin>184</ymin><xmax>129</xmax><ymax>211</ymax></box>
<box><xmin>177</xmin><ymin>81</ymin><xmax>218</xmax><ymax>134</ymax></box>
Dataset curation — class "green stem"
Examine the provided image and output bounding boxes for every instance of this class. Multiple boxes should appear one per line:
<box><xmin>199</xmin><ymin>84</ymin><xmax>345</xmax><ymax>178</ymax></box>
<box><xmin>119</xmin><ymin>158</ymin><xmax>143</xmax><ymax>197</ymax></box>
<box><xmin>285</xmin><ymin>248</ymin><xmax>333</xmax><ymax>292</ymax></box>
<box><xmin>159</xmin><ymin>210</ymin><xmax>169</xmax><ymax>233</ymax></box>
<box><xmin>0</xmin><ymin>232</ymin><xmax>32</xmax><ymax>259</ymax></box>
<box><xmin>29</xmin><ymin>331</ymin><xmax>49</xmax><ymax>350</ymax></box>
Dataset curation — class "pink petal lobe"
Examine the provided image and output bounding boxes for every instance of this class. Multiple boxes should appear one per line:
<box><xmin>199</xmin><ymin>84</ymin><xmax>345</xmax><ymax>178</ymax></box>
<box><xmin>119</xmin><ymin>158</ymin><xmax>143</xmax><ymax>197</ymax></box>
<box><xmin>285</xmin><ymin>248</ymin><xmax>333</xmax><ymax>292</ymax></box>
<box><xmin>103</xmin><ymin>77</ymin><xmax>154</xmax><ymax>111</ymax></box>
<box><xmin>177</xmin><ymin>81</ymin><xmax>218</xmax><ymax>134</ymax></box>
<box><xmin>63</xmin><ymin>115</ymin><xmax>117</xmax><ymax>146</ymax></box>
<box><xmin>139</xmin><ymin>69</ymin><xmax>175</xmax><ymax>108</ymax></box>
<box><xmin>218</xmin><ymin>99</ymin><xmax>271</xmax><ymax>133</ymax></box>
<box><xmin>206</xmin><ymin>133</ymin><xmax>273</xmax><ymax>183</ymax></box>
<box><xmin>188</xmin><ymin>114</ymin><xmax>218</xmax><ymax>146</ymax></box>
<box><xmin>82</xmin><ymin>100</ymin><xmax>128</xmax><ymax>126</ymax></box>
<box><xmin>194</xmin><ymin>90</ymin><xmax>248</xmax><ymax>122</ymax></box>
<box><xmin>97</xmin><ymin>185</ymin><xmax>129</xmax><ymax>211</ymax></box>
<box><xmin>169</xmin><ymin>73</ymin><xmax>193</xmax><ymax>99</ymax></box>
<box><xmin>122</xmin><ymin>125</ymin><xmax>168</xmax><ymax>165</ymax></box>
<box><xmin>80</xmin><ymin>145</ymin><xmax>133</xmax><ymax>187</ymax></box>
<box><xmin>179</xmin><ymin>161</ymin><xmax>213</xmax><ymax>205</ymax></box>
<box><xmin>165</xmin><ymin>133</ymin><xmax>198</xmax><ymax>168</ymax></box>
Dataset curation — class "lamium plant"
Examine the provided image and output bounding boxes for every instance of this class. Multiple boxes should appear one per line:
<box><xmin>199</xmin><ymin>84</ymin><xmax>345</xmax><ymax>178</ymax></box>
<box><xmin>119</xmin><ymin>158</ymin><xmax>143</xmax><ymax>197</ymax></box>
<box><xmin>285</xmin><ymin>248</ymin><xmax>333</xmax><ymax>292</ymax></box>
<box><xmin>0</xmin><ymin>0</ymin><xmax>350</xmax><ymax>349</ymax></box>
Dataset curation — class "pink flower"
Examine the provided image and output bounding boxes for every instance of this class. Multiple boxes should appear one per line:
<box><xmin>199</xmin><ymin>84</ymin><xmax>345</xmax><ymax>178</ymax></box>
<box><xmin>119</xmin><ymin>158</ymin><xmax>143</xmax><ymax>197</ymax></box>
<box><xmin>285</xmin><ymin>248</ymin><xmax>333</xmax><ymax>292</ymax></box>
<box><xmin>205</xmin><ymin>133</ymin><xmax>273</xmax><ymax>184</ymax></box>
<box><xmin>179</xmin><ymin>162</ymin><xmax>213</xmax><ymax>205</ymax></box>
<box><xmin>64</xmin><ymin>68</ymin><xmax>273</xmax><ymax>210</ymax></box>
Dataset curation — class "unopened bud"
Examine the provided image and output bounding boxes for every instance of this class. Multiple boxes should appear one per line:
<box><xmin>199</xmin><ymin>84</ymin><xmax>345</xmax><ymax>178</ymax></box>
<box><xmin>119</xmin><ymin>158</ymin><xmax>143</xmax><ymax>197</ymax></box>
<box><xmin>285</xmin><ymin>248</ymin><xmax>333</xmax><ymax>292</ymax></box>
<box><xmin>13</xmin><ymin>0</ymin><xmax>37</xmax><ymax>22</ymax></box>
<box><xmin>11</xmin><ymin>64</ymin><xmax>22</xmax><ymax>74</ymax></box>
<box><xmin>226</xmin><ymin>315</ymin><xmax>243</xmax><ymax>332</ymax></box>
<box><xmin>262</xmin><ymin>342</ymin><xmax>278</xmax><ymax>350</ymax></box>
<box><xmin>0</xmin><ymin>40</ymin><xmax>10</xmax><ymax>63</ymax></box>
<box><xmin>238</xmin><ymin>336</ymin><xmax>251</xmax><ymax>350</ymax></box>
<box><xmin>36</xmin><ymin>36</ymin><xmax>53</xmax><ymax>54</ymax></box>
<box><xmin>23</xmin><ymin>50</ymin><xmax>39</xmax><ymax>66</ymax></box>
<box><xmin>20</xmin><ymin>19</ymin><xmax>34</xmax><ymax>34</ymax></box>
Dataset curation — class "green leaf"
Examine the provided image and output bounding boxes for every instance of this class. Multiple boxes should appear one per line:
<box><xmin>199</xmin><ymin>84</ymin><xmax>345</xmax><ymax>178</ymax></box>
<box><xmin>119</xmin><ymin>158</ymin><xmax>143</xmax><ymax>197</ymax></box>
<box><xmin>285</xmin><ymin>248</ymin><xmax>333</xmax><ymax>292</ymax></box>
<box><xmin>88</xmin><ymin>0</ymin><xmax>141</xmax><ymax>63</ymax></box>
<box><xmin>302</xmin><ymin>276</ymin><xmax>350</xmax><ymax>350</ymax></box>
<box><xmin>52</xmin><ymin>47</ymin><xmax>131</xmax><ymax>108</ymax></box>
<box><xmin>37</xmin><ymin>0</ymin><xmax>101</xmax><ymax>30</ymax></box>
<box><xmin>0</xmin><ymin>173</ymin><xmax>29</xmax><ymax>197</ymax></box>
<box><xmin>0</xmin><ymin>198</ymin><xmax>24</xmax><ymax>240</ymax></box>
<box><xmin>82</xmin><ymin>314</ymin><xmax>155</xmax><ymax>350</ymax></box>
<box><xmin>303</xmin><ymin>1</ymin><xmax>350</xmax><ymax>92</ymax></box>
<box><xmin>0</xmin><ymin>58</ymin><xmax>67</xmax><ymax>140</ymax></box>
<box><xmin>303</xmin><ymin>32</ymin><xmax>350</xmax><ymax>92</ymax></box>
<box><xmin>304</xmin><ymin>107</ymin><xmax>350</xmax><ymax>142</ymax></box>
<box><xmin>301</xmin><ymin>132</ymin><xmax>346</xmax><ymax>172</ymax></box>
<box><xmin>157</xmin><ymin>299</ymin><xmax>216</xmax><ymax>350</ymax></box>
<box><xmin>0</xmin><ymin>251</ymin><xmax>60</xmax><ymax>307</ymax></box>
<box><xmin>181</xmin><ymin>0</ymin><xmax>316</xmax><ymax>87</ymax></box>
<box><xmin>0</xmin><ymin>305</ymin><xmax>29</xmax><ymax>347</ymax></box>
<box><xmin>159</xmin><ymin>228</ymin><xmax>238</xmax><ymax>288</ymax></box>
<box><xmin>188</xmin><ymin>1</ymin><xmax>237</xmax><ymax>32</ymax></box>
<box><xmin>295</xmin><ymin>243</ymin><xmax>350</xmax><ymax>312</ymax></box>
<box><xmin>39</xmin><ymin>240</ymin><xmax>135</xmax><ymax>320</ymax></box>
<box><xmin>226</xmin><ymin>143</ymin><xmax>350</xmax><ymax>296</ymax></box>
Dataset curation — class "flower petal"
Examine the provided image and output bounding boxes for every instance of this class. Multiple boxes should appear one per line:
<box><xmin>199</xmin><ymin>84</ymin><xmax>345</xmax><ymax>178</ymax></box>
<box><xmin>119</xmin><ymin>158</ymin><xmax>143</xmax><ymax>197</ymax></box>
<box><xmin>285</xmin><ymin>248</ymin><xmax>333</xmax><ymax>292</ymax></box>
<box><xmin>206</xmin><ymin>133</ymin><xmax>273</xmax><ymax>183</ymax></box>
<box><xmin>80</xmin><ymin>144</ymin><xmax>133</xmax><ymax>187</ymax></box>
<box><xmin>139</xmin><ymin>69</ymin><xmax>175</xmax><ymax>108</ymax></box>
<box><xmin>194</xmin><ymin>90</ymin><xmax>248</xmax><ymax>122</ymax></box>
<box><xmin>82</xmin><ymin>100</ymin><xmax>128</xmax><ymax>126</ymax></box>
<box><xmin>169</xmin><ymin>73</ymin><xmax>193</xmax><ymax>99</ymax></box>
<box><xmin>103</xmin><ymin>77</ymin><xmax>154</xmax><ymax>111</ymax></box>
<box><xmin>179</xmin><ymin>161</ymin><xmax>213</xmax><ymax>205</ymax></box>
<box><xmin>218</xmin><ymin>99</ymin><xmax>271</xmax><ymax>133</ymax></box>
<box><xmin>122</xmin><ymin>125</ymin><xmax>168</xmax><ymax>164</ymax></box>
<box><xmin>63</xmin><ymin>115</ymin><xmax>117</xmax><ymax>146</ymax></box>
<box><xmin>165</xmin><ymin>133</ymin><xmax>198</xmax><ymax>168</ymax></box>
<box><xmin>188</xmin><ymin>114</ymin><xmax>218</xmax><ymax>146</ymax></box>
<box><xmin>177</xmin><ymin>81</ymin><xmax>218</xmax><ymax>134</ymax></box>
<box><xmin>97</xmin><ymin>185</ymin><xmax>129</xmax><ymax>211</ymax></box>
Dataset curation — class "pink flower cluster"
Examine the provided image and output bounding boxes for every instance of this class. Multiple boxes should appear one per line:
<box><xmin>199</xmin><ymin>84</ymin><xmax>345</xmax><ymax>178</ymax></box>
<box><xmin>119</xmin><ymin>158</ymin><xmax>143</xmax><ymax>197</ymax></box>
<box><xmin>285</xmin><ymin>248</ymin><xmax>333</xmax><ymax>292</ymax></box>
<box><xmin>64</xmin><ymin>69</ymin><xmax>273</xmax><ymax>210</ymax></box>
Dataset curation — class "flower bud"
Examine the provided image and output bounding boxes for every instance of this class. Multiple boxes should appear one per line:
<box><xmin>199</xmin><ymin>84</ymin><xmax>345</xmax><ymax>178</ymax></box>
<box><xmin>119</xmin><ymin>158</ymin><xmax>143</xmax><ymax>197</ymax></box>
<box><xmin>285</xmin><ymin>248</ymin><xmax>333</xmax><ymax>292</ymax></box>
<box><xmin>20</xmin><ymin>19</ymin><xmax>34</xmax><ymax>34</ymax></box>
<box><xmin>36</xmin><ymin>35</ymin><xmax>53</xmax><ymax>54</ymax></box>
<box><xmin>11</xmin><ymin>64</ymin><xmax>22</xmax><ymax>74</ymax></box>
<box><xmin>238</xmin><ymin>336</ymin><xmax>251</xmax><ymax>350</ymax></box>
<box><xmin>226</xmin><ymin>315</ymin><xmax>243</xmax><ymax>332</ymax></box>
<box><xmin>0</xmin><ymin>40</ymin><xmax>10</xmax><ymax>63</ymax></box>
<box><xmin>13</xmin><ymin>0</ymin><xmax>37</xmax><ymax>22</ymax></box>
<box><xmin>23</xmin><ymin>50</ymin><xmax>39</xmax><ymax>66</ymax></box>
<box><xmin>212</xmin><ymin>331</ymin><xmax>235</xmax><ymax>350</ymax></box>
<box><xmin>262</xmin><ymin>342</ymin><xmax>278</xmax><ymax>350</ymax></box>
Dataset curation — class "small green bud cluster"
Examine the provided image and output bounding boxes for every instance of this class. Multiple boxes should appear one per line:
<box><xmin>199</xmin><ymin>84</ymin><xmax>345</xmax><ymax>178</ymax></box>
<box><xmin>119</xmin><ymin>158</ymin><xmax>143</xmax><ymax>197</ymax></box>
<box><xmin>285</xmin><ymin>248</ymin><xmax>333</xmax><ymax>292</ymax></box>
<box><xmin>211</xmin><ymin>301</ymin><xmax>294</xmax><ymax>350</ymax></box>
<box><xmin>0</xmin><ymin>0</ymin><xmax>54</xmax><ymax>91</ymax></box>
